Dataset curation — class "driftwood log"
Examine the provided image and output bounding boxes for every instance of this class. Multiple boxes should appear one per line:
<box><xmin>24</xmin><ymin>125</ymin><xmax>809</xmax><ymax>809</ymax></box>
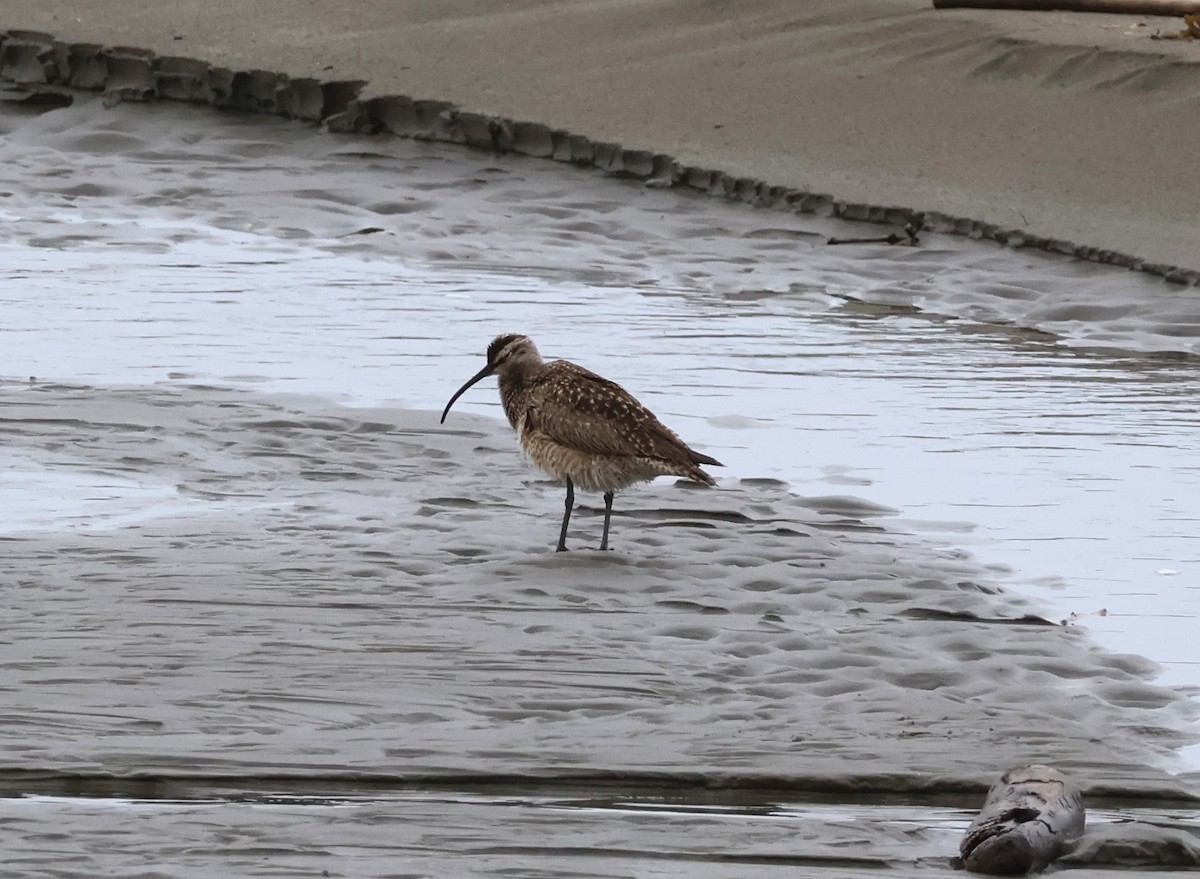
<box><xmin>958</xmin><ymin>764</ymin><xmax>1086</xmax><ymax>874</ymax></box>
<box><xmin>933</xmin><ymin>0</ymin><xmax>1200</xmax><ymax>14</ymax></box>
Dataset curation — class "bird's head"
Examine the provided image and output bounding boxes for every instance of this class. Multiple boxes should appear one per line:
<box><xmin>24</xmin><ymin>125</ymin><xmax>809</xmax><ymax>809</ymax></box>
<box><xmin>485</xmin><ymin>333</ymin><xmax>542</xmax><ymax>375</ymax></box>
<box><xmin>441</xmin><ymin>334</ymin><xmax>543</xmax><ymax>423</ymax></box>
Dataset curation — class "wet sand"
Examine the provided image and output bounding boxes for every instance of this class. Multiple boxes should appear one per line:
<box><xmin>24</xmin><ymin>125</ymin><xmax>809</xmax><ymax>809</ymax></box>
<box><xmin>3</xmin><ymin>0</ymin><xmax>1200</xmax><ymax>274</ymax></box>
<box><xmin>4</xmin><ymin>378</ymin><xmax>1198</xmax><ymax>873</ymax></box>
<box><xmin>2</xmin><ymin>93</ymin><xmax>1197</xmax><ymax>355</ymax></box>
<box><xmin>2</xmin><ymin>381</ymin><xmax>1193</xmax><ymax>782</ymax></box>
<box><xmin>2</xmin><ymin>790</ymin><xmax>1195</xmax><ymax>876</ymax></box>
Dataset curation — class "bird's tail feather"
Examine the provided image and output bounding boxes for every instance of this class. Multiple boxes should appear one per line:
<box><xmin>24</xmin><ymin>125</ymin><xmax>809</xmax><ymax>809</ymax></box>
<box><xmin>684</xmin><ymin>465</ymin><xmax>718</xmax><ymax>487</ymax></box>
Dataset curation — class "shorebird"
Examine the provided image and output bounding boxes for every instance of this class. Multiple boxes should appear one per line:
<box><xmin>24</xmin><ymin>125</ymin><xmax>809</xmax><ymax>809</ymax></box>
<box><xmin>440</xmin><ymin>334</ymin><xmax>721</xmax><ymax>552</ymax></box>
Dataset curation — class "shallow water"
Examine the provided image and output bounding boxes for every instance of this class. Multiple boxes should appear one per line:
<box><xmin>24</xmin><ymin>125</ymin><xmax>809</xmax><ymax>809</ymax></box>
<box><xmin>2</xmin><ymin>91</ymin><xmax>1199</xmax><ymax>873</ymax></box>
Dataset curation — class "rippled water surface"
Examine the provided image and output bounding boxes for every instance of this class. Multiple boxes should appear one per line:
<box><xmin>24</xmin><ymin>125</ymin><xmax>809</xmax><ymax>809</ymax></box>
<box><xmin>2</xmin><ymin>92</ymin><xmax>1199</xmax><ymax>874</ymax></box>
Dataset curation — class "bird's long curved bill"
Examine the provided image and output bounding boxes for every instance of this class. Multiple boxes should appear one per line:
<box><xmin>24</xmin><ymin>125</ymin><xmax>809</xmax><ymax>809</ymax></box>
<box><xmin>440</xmin><ymin>364</ymin><xmax>494</xmax><ymax>423</ymax></box>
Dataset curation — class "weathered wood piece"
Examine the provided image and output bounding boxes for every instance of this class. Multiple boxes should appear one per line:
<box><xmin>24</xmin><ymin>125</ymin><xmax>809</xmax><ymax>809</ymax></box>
<box><xmin>933</xmin><ymin>0</ymin><xmax>1200</xmax><ymax>14</ymax></box>
<box><xmin>958</xmin><ymin>764</ymin><xmax>1085</xmax><ymax>874</ymax></box>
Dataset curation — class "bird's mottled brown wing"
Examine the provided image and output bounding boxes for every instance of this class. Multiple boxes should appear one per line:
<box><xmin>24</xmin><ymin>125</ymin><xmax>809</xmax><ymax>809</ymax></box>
<box><xmin>525</xmin><ymin>362</ymin><xmax>698</xmax><ymax>465</ymax></box>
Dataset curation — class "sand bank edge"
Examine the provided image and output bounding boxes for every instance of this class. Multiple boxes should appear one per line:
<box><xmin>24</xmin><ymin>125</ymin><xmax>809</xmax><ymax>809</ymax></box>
<box><xmin>2</xmin><ymin>28</ymin><xmax>1198</xmax><ymax>288</ymax></box>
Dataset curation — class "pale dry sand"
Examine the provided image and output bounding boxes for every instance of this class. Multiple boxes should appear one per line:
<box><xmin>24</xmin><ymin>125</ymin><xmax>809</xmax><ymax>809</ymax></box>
<box><xmin>3</xmin><ymin>0</ymin><xmax>1199</xmax><ymax>273</ymax></box>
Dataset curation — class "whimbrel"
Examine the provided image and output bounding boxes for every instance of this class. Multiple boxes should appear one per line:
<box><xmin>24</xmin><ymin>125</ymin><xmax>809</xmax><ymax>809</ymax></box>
<box><xmin>440</xmin><ymin>334</ymin><xmax>721</xmax><ymax>552</ymax></box>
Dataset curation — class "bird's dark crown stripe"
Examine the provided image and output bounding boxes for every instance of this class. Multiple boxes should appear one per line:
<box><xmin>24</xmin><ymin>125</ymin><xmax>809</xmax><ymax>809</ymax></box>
<box><xmin>487</xmin><ymin>333</ymin><xmax>525</xmax><ymax>364</ymax></box>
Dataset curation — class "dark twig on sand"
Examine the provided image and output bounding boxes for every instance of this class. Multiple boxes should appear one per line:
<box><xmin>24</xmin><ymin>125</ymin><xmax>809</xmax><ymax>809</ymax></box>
<box><xmin>828</xmin><ymin>222</ymin><xmax>921</xmax><ymax>247</ymax></box>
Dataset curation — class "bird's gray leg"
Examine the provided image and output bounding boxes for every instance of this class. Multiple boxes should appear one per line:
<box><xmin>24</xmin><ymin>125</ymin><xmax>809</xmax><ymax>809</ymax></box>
<box><xmin>600</xmin><ymin>491</ymin><xmax>614</xmax><ymax>551</ymax></box>
<box><xmin>557</xmin><ymin>477</ymin><xmax>574</xmax><ymax>552</ymax></box>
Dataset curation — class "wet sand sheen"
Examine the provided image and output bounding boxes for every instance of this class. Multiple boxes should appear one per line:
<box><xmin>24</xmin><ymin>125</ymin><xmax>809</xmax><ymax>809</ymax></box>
<box><xmin>2</xmin><ymin>789</ymin><xmax>1196</xmax><ymax>876</ymax></box>
<box><xmin>2</xmin><ymin>93</ymin><xmax>1197</xmax><ymax>355</ymax></box>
